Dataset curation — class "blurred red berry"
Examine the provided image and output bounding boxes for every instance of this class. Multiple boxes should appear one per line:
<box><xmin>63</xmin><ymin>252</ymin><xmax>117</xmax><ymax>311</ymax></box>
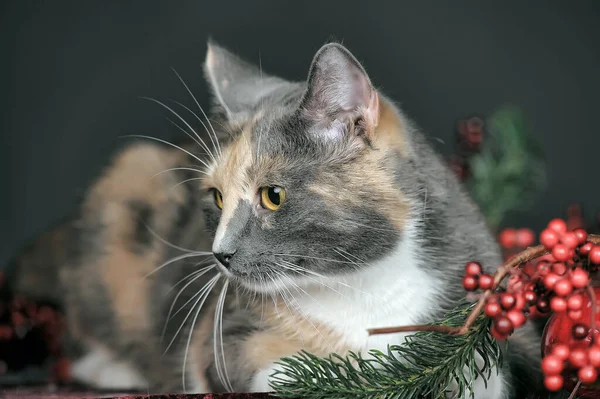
<box><xmin>516</xmin><ymin>228</ymin><xmax>535</xmax><ymax>247</ymax></box>
<box><xmin>553</xmin><ymin>279</ymin><xmax>573</xmax><ymax>297</ymax></box>
<box><xmin>544</xmin><ymin>375</ymin><xmax>563</xmax><ymax>391</ymax></box>
<box><xmin>540</xmin><ymin>229</ymin><xmax>560</xmax><ymax>250</ymax></box>
<box><xmin>552</xmin><ymin>244</ymin><xmax>570</xmax><ymax>262</ymax></box>
<box><xmin>548</xmin><ymin>219</ymin><xmax>567</xmax><ymax>234</ymax></box>
<box><xmin>485</xmin><ymin>302</ymin><xmax>502</xmax><ymax>317</ymax></box>
<box><xmin>465</xmin><ymin>262</ymin><xmax>482</xmax><ymax>276</ymax></box>
<box><xmin>550</xmin><ymin>297</ymin><xmax>567</xmax><ymax>312</ymax></box>
<box><xmin>478</xmin><ymin>274</ymin><xmax>494</xmax><ymax>290</ymax></box>
<box><xmin>569</xmin><ymin>348</ymin><xmax>588</xmax><ymax>368</ymax></box>
<box><xmin>541</xmin><ymin>354</ymin><xmax>564</xmax><ymax>375</ymax></box>
<box><xmin>578</xmin><ymin>365</ymin><xmax>598</xmax><ymax>384</ymax></box>
<box><xmin>580</xmin><ymin>243</ymin><xmax>593</xmax><ymax>256</ymax></box>
<box><xmin>589</xmin><ymin>246</ymin><xmax>600</xmax><ymax>265</ymax></box>
<box><xmin>499</xmin><ymin>228</ymin><xmax>517</xmax><ymax>248</ymax></box>
<box><xmin>494</xmin><ymin>316</ymin><xmax>514</xmax><ymax>336</ymax></box>
<box><xmin>574</xmin><ymin>229</ymin><xmax>588</xmax><ymax>244</ymax></box>
<box><xmin>571</xmin><ymin>268</ymin><xmax>590</xmax><ymax>288</ymax></box>
<box><xmin>462</xmin><ymin>275</ymin><xmax>478</xmax><ymax>291</ymax></box>
<box><xmin>506</xmin><ymin>309</ymin><xmax>526</xmax><ymax>328</ymax></box>
<box><xmin>560</xmin><ymin>232</ymin><xmax>579</xmax><ymax>249</ymax></box>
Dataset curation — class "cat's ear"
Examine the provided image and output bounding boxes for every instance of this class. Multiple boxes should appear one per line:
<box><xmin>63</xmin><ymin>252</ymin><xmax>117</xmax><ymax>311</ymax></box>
<box><xmin>300</xmin><ymin>43</ymin><xmax>379</xmax><ymax>142</ymax></box>
<box><xmin>204</xmin><ymin>40</ymin><xmax>290</xmax><ymax>124</ymax></box>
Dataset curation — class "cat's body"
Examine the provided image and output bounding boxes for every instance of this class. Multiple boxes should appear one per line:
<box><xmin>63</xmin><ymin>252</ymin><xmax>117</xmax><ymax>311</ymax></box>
<box><xmin>9</xmin><ymin>41</ymin><xmax>542</xmax><ymax>397</ymax></box>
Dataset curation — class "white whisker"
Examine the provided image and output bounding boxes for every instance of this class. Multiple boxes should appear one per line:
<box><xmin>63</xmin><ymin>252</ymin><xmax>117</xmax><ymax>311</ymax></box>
<box><xmin>120</xmin><ymin>134</ymin><xmax>210</xmax><ymax>170</ymax></box>
<box><xmin>213</xmin><ymin>279</ymin><xmax>233</xmax><ymax>392</ymax></box>
<box><xmin>161</xmin><ymin>264</ymin><xmax>216</xmax><ymax>341</ymax></box>
<box><xmin>170</xmin><ymin>68</ymin><xmax>221</xmax><ymax>156</ymax></box>
<box><xmin>144</xmin><ymin>252</ymin><xmax>210</xmax><ymax>278</ymax></box>
<box><xmin>166</xmin><ymin>273</ymin><xmax>220</xmax><ymax>354</ymax></box>
<box><xmin>182</xmin><ymin>274</ymin><xmax>221</xmax><ymax>392</ymax></box>
<box><xmin>144</xmin><ymin>224</ymin><xmax>211</xmax><ymax>254</ymax></box>
<box><xmin>152</xmin><ymin>166</ymin><xmax>207</xmax><ymax>179</ymax></box>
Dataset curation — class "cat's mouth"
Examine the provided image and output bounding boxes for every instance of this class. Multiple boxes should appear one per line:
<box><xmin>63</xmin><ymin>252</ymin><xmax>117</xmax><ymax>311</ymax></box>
<box><xmin>213</xmin><ymin>258</ymin><xmax>304</xmax><ymax>293</ymax></box>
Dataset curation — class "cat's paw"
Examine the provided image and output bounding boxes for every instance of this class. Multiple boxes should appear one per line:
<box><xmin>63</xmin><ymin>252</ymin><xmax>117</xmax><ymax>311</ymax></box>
<box><xmin>71</xmin><ymin>348</ymin><xmax>147</xmax><ymax>390</ymax></box>
<box><xmin>95</xmin><ymin>360</ymin><xmax>147</xmax><ymax>390</ymax></box>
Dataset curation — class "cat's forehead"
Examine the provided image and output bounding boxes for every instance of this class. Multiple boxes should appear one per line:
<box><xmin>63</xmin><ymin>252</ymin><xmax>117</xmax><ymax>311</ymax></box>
<box><xmin>206</xmin><ymin>112</ymin><xmax>299</xmax><ymax>190</ymax></box>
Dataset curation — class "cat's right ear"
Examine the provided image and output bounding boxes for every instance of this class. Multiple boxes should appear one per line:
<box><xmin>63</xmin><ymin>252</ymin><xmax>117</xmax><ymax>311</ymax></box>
<box><xmin>203</xmin><ymin>40</ymin><xmax>289</xmax><ymax>125</ymax></box>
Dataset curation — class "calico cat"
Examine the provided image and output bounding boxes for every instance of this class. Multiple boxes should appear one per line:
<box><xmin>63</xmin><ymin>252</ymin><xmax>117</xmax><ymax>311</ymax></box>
<box><xmin>9</xmin><ymin>41</ymin><xmax>542</xmax><ymax>397</ymax></box>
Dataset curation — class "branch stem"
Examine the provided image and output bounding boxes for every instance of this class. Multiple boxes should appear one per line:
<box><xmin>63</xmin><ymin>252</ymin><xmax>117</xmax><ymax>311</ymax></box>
<box><xmin>368</xmin><ymin>234</ymin><xmax>600</xmax><ymax>337</ymax></box>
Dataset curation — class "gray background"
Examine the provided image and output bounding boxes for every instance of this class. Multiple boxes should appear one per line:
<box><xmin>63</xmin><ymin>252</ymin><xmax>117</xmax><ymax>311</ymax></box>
<box><xmin>2</xmin><ymin>0</ymin><xmax>599</xmax><ymax>267</ymax></box>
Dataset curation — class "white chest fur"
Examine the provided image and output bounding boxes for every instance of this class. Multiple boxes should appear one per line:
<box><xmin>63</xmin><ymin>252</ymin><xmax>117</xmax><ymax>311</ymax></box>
<box><xmin>293</xmin><ymin>225</ymin><xmax>438</xmax><ymax>354</ymax></box>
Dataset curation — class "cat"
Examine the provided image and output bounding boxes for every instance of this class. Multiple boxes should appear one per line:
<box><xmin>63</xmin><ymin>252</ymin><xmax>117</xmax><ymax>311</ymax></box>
<box><xmin>9</xmin><ymin>40</ymin><xmax>543</xmax><ymax>398</ymax></box>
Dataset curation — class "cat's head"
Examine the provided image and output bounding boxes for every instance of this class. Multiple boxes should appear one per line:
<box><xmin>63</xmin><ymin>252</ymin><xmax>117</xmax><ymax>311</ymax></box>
<box><xmin>200</xmin><ymin>41</ymin><xmax>411</xmax><ymax>292</ymax></box>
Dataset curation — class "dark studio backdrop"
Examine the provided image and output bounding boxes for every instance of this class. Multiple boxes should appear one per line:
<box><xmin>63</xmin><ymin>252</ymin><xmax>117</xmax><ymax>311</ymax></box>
<box><xmin>1</xmin><ymin>1</ymin><xmax>599</xmax><ymax>268</ymax></box>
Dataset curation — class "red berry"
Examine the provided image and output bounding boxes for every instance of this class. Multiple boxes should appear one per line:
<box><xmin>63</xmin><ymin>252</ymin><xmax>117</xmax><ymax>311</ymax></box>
<box><xmin>490</xmin><ymin>325</ymin><xmax>508</xmax><ymax>341</ymax></box>
<box><xmin>567</xmin><ymin>294</ymin><xmax>584</xmax><ymax>310</ymax></box>
<box><xmin>578</xmin><ymin>365</ymin><xmax>598</xmax><ymax>384</ymax></box>
<box><xmin>548</xmin><ymin>218</ymin><xmax>567</xmax><ymax>234</ymax></box>
<box><xmin>588</xmin><ymin>346</ymin><xmax>600</xmax><ymax>367</ymax></box>
<box><xmin>462</xmin><ymin>275</ymin><xmax>478</xmax><ymax>291</ymax></box>
<box><xmin>553</xmin><ymin>279</ymin><xmax>573</xmax><ymax>297</ymax></box>
<box><xmin>499</xmin><ymin>228</ymin><xmax>517</xmax><ymax>248</ymax></box>
<box><xmin>485</xmin><ymin>302</ymin><xmax>502</xmax><ymax>317</ymax></box>
<box><xmin>500</xmin><ymin>293</ymin><xmax>516</xmax><ymax>310</ymax></box>
<box><xmin>514</xmin><ymin>293</ymin><xmax>526</xmax><ymax>310</ymax></box>
<box><xmin>552</xmin><ymin>244</ymin><xmax>570</xmax><ymax>262</ymax></box>
<box><xmin>543</xmin><ymin>273</ymin><xmax>560</xmax><ymax>290</ymax></box>
<box><xmin>544</xmin><ymin>375</ymin><xmax>563</xmax><ymax>392</ymax></box>
<box><xmin>465</xmin><ymin>262</ymin><xmax>482</xmax><ymax>276</ymax></box>
<box><xmin>540</xmin><ymin>229</ymin><xmax>560</xmax><ymax>249</ymax></box>
<box><xmin>569</xmin><ymin>348</ymin><xmax>588</xmax><ymax>368</ymax></box>
<box><xmin>560</xmin><ymin>232</ymin><xmax>579</xmax><ymax>249</ymax></box>
<box><xmin>550</xmin><ymin>297</ymin><xmax>567</xmax><ymax>312</ymax></box>
<box><xmin>574</xmin><ymin>228</ymin><xmax>588</xmax><ymax>244</ymax></box>
<box><xmin>589</xmin><ymin>246</ymin><xmax>600</xmax><ymax>265</ymax></box>
<box><xmin>537</xmin><ymin>260</ymin><xmax>552</xmax><ymax>276</ymax></box>
<box><xmin>506</xmin><ymin>309</ymin><xmax>526</xmax><ymax>328</ymax></box>
<box><xmin>571</xmin><ymin>268</ymin><xmax>590</xmax><ymax>288</ymax></box>
<box><xmin>516</xmin><ymin>228</ymin><xmax>535</xmax><ymax>247</ymax></box>
<box><xmin>568</xmin><ymin>310</ymin><xmax>583</xmax><ymax>321</ymax></box>
<box><xmin>508</xmin><ymin>275</ymin><xmax>523</xmax><ymax>292</ymax></box>
<box><xmin>537</xmin><ymin>298</ymin><xmax>550</xmax><ymax>313</ymax></box>
<box><xmin>478</xmin><ymin>274</ymin><xmax>494</xmax><ymax>290</ymax></box>
<box><xmin>580</xmin><ymin>242</ymin><xmax>593</xmax><ymax>256</ymax></box>
<box><xmin>541</xmin><ymin>354</ymin><xmax>564</xmax><ymax>375</ymax></box>
<box><xmin>572</xmin><ymin>323</ymin><xmax>589</xmax><ymax>340</ymax></box>
<box><xmin>494</xmin><ymin>316</ymin><xmax>514</xmax><ymax>336</ymax></box>
<box><xmin>552</xmin><ymin>344</ymin><xmax>571</xmax><ymax>360</ymax></box>
<box><xmin>524</xmin><ymin>290</ymin><xmax>537</xmax><ymax>304</ymax></box>
<box><xmin>551</xmin><ymin>262</ymin><xmax>567</xmax><ymax>276</ymax></box>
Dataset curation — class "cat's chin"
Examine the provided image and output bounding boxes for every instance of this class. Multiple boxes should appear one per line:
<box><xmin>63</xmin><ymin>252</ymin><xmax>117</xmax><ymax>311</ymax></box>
<box><xmin>229</xmin><ymin>273</ymin><xmax>306</xmax><ymax>294</ymax></box>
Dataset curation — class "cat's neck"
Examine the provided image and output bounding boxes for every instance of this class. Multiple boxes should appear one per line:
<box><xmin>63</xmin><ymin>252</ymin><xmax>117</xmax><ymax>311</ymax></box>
<box><xmin>290</xmin><ymin>222</ymin><xmax>439</xmax><ymax>352</ymax></box>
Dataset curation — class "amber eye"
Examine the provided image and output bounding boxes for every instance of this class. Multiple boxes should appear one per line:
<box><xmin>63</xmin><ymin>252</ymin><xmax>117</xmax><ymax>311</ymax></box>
<box><xmin>213</xmin><ymin>189</ymin><xmax>223</xmax><ymax>209</ymax></box>
<box><xmin>260</xmin><ymin>186</ymin><xmax>286</xmax><ymax>211</ymax></box>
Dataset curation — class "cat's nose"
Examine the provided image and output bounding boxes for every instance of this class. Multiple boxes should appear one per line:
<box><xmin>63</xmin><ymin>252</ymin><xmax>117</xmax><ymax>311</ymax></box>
<box><xmin>213</xmin><ymin>251</ymin><xmax>235</xmax><ymax>268</ymax></box>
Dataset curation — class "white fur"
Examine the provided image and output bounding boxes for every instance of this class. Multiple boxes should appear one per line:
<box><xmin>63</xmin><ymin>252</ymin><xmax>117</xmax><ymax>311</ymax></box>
<box><xmin>71</xmin><ymin>347</ymin><xmax>147</xmax><ymax>390</ymax></box>
<box><xmin>250</xmin><ymin>223</ymin><xmax>508</xmax><ymax>398</ymax></box>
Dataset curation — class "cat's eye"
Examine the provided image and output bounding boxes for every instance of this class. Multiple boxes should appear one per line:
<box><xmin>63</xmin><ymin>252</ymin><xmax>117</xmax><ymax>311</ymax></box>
<box><xmin>260</xmin><ymin>186</ymin><xmax>286</xmax><ymax>211</ymax></box>
<box><xmin>213</xmin><ymin>189</ymin><xmax>223</xmax><ymax>209</ymax></box>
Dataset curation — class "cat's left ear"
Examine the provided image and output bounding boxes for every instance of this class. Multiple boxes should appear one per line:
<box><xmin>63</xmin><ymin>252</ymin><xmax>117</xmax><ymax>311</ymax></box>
<box><xmin>300</xmin><ymin>43</ymin><xmax>379</xmax><ymax>142</ymax></box>
<box><xmin>204</xmin><ymin>40</ymin><xmax>292</xmax><ymax>124</ymax></box>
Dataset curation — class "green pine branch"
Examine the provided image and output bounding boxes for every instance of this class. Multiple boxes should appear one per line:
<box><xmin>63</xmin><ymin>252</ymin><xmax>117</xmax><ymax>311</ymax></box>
<box><xmin>466</xmin><ymin>106</ymin><xmax>546</xmax><ymax>230</ymax></box>
<box><xmin>270</xmin><ymin>303</ymin><xmax>502</xmax><ymax>399</ymax></box>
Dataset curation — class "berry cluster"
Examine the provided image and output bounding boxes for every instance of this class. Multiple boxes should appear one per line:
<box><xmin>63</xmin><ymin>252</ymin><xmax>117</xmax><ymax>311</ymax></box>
<box><xmin>449</xmin><ymin>116</ymin><xmax>485</xmax><ymax>182</ymax></box>
<box><xmin>0</xmin><ymin>271</ymin><xmax>69</xmax><ymax>382</ymax></box>
<box><xmin>462</xmin><ymin>218</ymin><xmax>600</xmax><ymax>393</ymax></box>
